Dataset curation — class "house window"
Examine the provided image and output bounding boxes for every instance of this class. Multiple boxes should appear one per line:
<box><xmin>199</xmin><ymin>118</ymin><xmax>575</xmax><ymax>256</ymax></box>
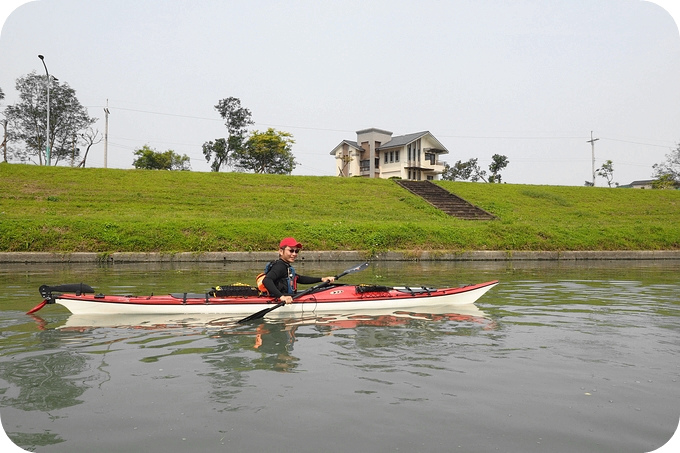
<box><xmin>384</xmin><ymin>153</ymin><xmax>388</xmax><ymax>164</ymax></box>
<box><xmin>395</xmin><ymin>150</ymin><xmax>400</xmax><ymax>162</ymax></box>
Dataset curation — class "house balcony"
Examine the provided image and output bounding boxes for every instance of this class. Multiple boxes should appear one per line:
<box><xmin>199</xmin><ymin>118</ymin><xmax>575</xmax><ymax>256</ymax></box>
<box><xmin>405</xmin><ymin>160</ymin><xmax>445</xmax><ymax>174</ymax></box>
<box><xmin>429</xmin><ymin>163</ymin><xmax>446</xmax><ymax>174</ymax></box>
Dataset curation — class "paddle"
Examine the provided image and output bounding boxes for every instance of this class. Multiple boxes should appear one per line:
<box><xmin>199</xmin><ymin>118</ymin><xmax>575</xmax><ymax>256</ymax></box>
<box><xmin>237</xmin><ymin>261</ymin><xmax>369</xmax><ymax>324</ymax></box>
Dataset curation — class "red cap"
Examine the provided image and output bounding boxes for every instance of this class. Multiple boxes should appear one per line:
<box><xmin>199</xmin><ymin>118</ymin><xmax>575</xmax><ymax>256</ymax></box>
<box><xmin>279</xmin><ymin>237</ymin><xmax>302</xmax><ymax>249</ymax></box>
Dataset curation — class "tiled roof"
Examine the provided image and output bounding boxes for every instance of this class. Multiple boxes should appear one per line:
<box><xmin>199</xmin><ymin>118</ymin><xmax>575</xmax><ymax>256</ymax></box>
<box><xmin>378</xmin><ymin>131</ymin><xmax>429</xmax><ymax>149</ymax></box>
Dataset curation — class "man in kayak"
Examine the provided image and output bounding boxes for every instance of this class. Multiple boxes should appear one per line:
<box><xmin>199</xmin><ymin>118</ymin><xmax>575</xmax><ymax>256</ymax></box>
<box><xmin>260</xmin><ymin>237</ymin><xmax>335</xmax><ymax>304</ymax></box>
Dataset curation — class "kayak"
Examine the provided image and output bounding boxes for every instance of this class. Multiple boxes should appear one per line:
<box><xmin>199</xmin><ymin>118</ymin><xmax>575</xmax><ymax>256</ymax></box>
<box><xmin>31</xmin><ymin>280</ymin><xmax>499</xmax><ymax>316</ymax></box>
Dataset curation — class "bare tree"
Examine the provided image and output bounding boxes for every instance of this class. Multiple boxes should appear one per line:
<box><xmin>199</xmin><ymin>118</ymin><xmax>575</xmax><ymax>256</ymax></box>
<box><xmin>76</xmin><ymin>127</ymin><xmax>103</xmax><ymax>168</ymax></box>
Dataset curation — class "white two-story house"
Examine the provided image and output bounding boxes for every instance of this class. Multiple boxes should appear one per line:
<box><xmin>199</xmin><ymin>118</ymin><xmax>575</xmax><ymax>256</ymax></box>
<box><xmin>330</xmin><ymin>128</ymin><xmax>449</xmax><ymax>180</ymax></box>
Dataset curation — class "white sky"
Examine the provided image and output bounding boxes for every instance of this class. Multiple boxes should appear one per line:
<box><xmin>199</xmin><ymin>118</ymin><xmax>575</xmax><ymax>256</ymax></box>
<box><xmin>1</xmin><ymin>0</ymin><xmax>679</xmax><ymax>187</ymax></box>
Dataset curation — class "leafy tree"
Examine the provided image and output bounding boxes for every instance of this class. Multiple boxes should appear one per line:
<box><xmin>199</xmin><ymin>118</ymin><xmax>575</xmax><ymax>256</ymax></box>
<box><xmin>203</xmin><ymin>97</ymin><xmax>254</xmax><ymax>171</ymax></box>
<box><xmin>469</xmin><ymin>159</ymin><xmax>488</xmax><ymax>182</ymax></box>
<box><xmin>232</xmin><ymin>128</ymin><xmax>296</xmax><ymax>174</ymax></box>
<box><xmin>202</xmin><ymin>138</ymin><xmax>228</xmax><ymax>171</ymax></box>
<box><xmin>488</xmin><ymin>154</ymin><xmax>509</xmax><ymax>183</ymax></box>
<box><xmin>596</xmin><ymin>160</ymin><xmax>617</xmax><ymax>187</ymax></box>
<box><xmin>4</xmin><ymin>72</ymin><xmax>96</xmax><ymax>165</ymax></box>
<box><xmin>652</xmin><ymin>143</ymin><xmax>680</xmax><ymax>183</ymax></box>
<box><xmin>442</xmin><ymin>158</ymin><xmax>487</xmax><ymax>182</ymax></box>
<box><xmin>442</xmin><ymin>160</ymin><xmax>474</xmax><ymax>181</ymax></box>
<box><xmin>132</xmin><ymin>145</ymin><xmax>191</xmax><ymax>170</ymax></box>
<box><xmin>651</xmin><ymin>173</ymin><xmax>679</xmax><ymax>189</ymax></box>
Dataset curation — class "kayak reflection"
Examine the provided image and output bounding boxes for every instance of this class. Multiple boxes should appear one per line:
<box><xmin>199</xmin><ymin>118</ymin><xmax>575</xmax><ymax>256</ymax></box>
<box><xmin>54</xmin><ymin>303</ymin><xmax>491</xmax><ymax>332</ymax></box>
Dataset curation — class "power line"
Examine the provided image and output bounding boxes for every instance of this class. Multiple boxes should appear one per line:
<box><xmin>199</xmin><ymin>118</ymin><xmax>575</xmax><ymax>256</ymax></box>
<box><xmin>91</xmin><ymin>102</ymin><xmax>678</xmax><ymax>153</ymax></box>
<box><xmin>438</xmin><ymin>134</ymin><xmax>586</xmax><ymax>140</ymax></box>
<box><xmin>600</xmin><ymin>137</ymin><xmax>676</xmax><ymax>148</ymax></box>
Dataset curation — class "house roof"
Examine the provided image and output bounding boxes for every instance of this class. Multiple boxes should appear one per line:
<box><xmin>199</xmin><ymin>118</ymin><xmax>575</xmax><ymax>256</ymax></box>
<box><xmin>629</xmin><ymin>179</ymin><xmax>655</xmax><ymax>185</ymax></box>
<box><xmin>330</xmin><ymin>129</ymin><xmax>450</xmax><ymax>155</ymax></box>
<box><xmin>329</xmin><ymin>139</ymin><xmax>362</xmax><ymax>155</ymax></box>
<box><xmin>377</xmin><ymin>131</ymin><xmax>448</xmax><ymax>153</ymax></box>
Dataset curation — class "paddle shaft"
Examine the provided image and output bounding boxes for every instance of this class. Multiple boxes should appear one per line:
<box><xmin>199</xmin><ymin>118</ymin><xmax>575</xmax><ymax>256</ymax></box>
<box><xmin>236</xmin><ymin>262</ymin><xmax>369</xmax><ymax>323</ymax></box>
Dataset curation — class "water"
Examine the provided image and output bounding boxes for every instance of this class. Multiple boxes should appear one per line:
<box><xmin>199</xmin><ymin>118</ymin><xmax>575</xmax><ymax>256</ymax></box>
<box><xmin>1</xmin><ymin>260</ymin><xmax>678</xmax><ymax>453</ymax></box>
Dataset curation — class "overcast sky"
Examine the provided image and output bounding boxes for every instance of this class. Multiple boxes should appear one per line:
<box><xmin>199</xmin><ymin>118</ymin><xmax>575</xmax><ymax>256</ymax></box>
<box><xmin>1</xmin><ymin>0</ymin><xmax>679</xmax><ymax>187</ymax></box>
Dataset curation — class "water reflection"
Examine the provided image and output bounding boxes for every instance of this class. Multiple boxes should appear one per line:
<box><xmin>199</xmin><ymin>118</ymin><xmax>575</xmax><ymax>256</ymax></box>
<box><xmin>2</xmin><ymin>261</ymin><xmax>679</xmax><ymax>452</ymax></box>
<box><xmin>21</xmin><ymin>304</ymin><xmax>493</xmax><ymax>374</ymax></box>
<box><xmin>2</xmin><ymin>304</ymin><xmax>491</xmax><ymax>418</ymax></box>
<box><xmin>0</xmin><ymin>349</ymin><xmax>89</xmax><ymax>412</ymax></box>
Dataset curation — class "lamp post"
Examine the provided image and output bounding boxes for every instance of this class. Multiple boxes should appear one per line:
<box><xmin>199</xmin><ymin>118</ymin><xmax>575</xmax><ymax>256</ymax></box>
<box><xmin>38</xmin><ymin>54</ymin><xmax>51</xmax><ymax>166</ymax></box>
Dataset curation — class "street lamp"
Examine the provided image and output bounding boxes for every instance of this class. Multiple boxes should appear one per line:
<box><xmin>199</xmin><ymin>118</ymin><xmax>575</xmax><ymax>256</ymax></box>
<box><xmin>38</xmin><ymin>54</ymin><xmax>51</xmax><ymax>166</ymax></box>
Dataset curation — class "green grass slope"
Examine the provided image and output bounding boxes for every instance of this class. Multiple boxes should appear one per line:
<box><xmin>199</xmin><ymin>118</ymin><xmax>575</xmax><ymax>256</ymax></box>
<box><xmin>1</xmin><ymin>163</ymin><xmax>678</xmax><ymax>253</ymax></box>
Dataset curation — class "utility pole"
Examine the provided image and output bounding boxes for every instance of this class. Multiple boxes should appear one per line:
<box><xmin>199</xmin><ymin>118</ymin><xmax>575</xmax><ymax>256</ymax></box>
<box><xmin>587</xmin><ymin>131</ymin><xmax>599</xmax><ymax>186</ymax></box>
<box><xmin>103</xmin><ymin>99</ymin><xmax>109</xmax><ymax>168</ymax></box>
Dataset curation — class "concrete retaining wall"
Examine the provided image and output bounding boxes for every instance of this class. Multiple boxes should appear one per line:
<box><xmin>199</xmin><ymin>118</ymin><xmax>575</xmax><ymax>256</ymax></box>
<box><xmin>1</xmin><ymin>250</ymin><xmax>679</xmax><ymax>263</ymax></box>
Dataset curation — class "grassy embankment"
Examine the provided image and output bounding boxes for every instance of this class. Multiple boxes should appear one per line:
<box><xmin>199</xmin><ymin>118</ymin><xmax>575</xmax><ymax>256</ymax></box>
<box><xmin>1</xmin><ymin>163</ymin><xmax>679</xmax><ymax>254</ymax></box>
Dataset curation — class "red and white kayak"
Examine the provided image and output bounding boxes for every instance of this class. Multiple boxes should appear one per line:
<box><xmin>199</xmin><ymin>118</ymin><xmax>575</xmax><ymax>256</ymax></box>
<box><xmin>32</xmin><ymin>281</ymin><xmax>499</xmax><ymax>316</ymax></box>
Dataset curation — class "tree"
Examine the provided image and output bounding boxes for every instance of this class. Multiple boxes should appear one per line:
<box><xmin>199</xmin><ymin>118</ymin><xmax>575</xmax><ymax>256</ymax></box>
<box><xmin>652</xmin><ymin>143</ymin><xmax>680</xmax><ymax>183</ymax></box>
<box><xmin>203</xmin><ymin>97</ymin><xmax>254</xmax><ymax>171</ymax></box>
<box><xmin>202</xmin><ymin>138</ymin><xmax>228</xmax><ymax>171</ymax></box>
<box><xmin>1</xmin><ymin>86</ymin><xmax>7</xmax><ymax>162</ymax></box>
<box><xmin>4</xmin><ymin>72</ymin><xmax>96</xmax><ymax>165</ymax></box>
<box><xmin>441</xmin><ymin>158</ymin><xmax>487</xmax><ymax>182</ymax></box>
<box><xmin>596</xmin><ymin>160</ymin><xmax>616</xmax><ymax>187</ymax></box>
<box><xmin>232</xmin><ymin>128</ymin><xmax>296</xmax><ymax>174</ymax></box>
<box><xmin>132</xmin><ymin>145</ymin><xmax>191</xmax><ymax>170</ymax></box>
<box><xmin>651</xmin><ymin>173</ymin><xmax>679</xmax><ymax>189</ymax></box>
<box><xmin>442</xmin><ymin>160</ymin><xmax>474</xmax><ymax>181</ymax></box>
<box><xmin>488</xmin><ymin>154</ymin><xmax>509</xmax><ymax>183</ymax></box>
<box><xmin>76</xmin><ymin>127</ymin><xmax>103</xmax><ymax>168</ymax></box>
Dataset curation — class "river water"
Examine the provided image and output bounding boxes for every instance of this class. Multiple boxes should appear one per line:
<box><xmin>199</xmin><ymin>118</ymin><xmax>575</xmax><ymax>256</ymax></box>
<box><xmin>0</xmin><ymin>260</ymin><xmax>678</xmax><ymax>453</ymax></box>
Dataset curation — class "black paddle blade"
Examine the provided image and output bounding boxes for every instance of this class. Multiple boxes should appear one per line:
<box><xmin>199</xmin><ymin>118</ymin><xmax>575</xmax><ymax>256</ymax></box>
<box><xmin>237</xmin><ymin>302</ymin><xmax>285</xmax><ymax>324</ymax></box>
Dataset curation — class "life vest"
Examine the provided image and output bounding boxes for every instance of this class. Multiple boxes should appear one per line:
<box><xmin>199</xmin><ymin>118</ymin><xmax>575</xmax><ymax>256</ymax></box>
<box><xmin>256</xmin><ymin>260</ymin><xmax>297</xmax><ymax>294</ymax></box>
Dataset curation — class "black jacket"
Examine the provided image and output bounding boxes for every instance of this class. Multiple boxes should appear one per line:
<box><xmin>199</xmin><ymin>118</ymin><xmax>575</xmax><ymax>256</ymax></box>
<box><xmin>262</xmin><ymin>259</ymin><xmax>322</xmax><ymax>298</ymax></box>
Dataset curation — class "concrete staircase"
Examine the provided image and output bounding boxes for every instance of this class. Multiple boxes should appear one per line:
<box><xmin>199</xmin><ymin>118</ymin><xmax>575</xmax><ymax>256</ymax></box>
<box><xmin>396</xmin><ymin>180</ymin><xmax>496</xmax><ymax>220</ymax></box>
